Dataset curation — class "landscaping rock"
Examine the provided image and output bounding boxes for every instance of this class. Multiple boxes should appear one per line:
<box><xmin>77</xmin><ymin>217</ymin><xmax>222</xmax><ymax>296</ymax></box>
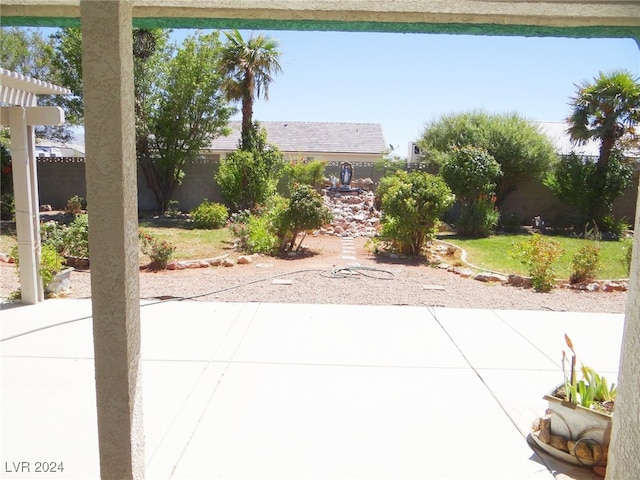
<box><xmin>474</xmin><ymin>272</ymin><xmax>506</xmax><ymax>283</ymax></box>
<box><xmin>507</xmin><ymin>274</ymin><xmax>533</xmax><ymax>288</ymax></box>
<box><xmin>237</xmin><ymin>254</ymin><xmax>259</xmax><ymax>265</ymax></box>
<box><xmin>222</xmin><ymin>258</ymin><xmax>235</xmax><ymax>267</ymax></box>
<box><xmin>452</xmin><ymin>267</ymin><xmax>474</xmax><ymax>278</ymax></box>
<box><xmin>603</xmin><ymin>281</ymin><xmax>626</xmax><ymax>292</ymax></box>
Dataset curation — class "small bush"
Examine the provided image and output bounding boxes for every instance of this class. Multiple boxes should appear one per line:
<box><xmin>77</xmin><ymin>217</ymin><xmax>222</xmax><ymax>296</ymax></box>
<box><xmin>228</xmin><ymin>209</ymin><xmax>252</xmax><ymax>251</ymax></box>
<box><xmin>570</xmin><ymin>243</ymin><xmax>601</xmax><ymax>284</ymax></box>
<box><xmin>39</xmin><ymin>244</ymin><xmax>65</xmax><ymax>285</ymax></box>
<box><xmin>456</xmin><ymin>199</ymin><xmax>500</xmax><ymax>238</ymax></box>
<box><xmin>597</xmin><ymin>215</ymin><xmax>630</xmax><ymax>238</ymax></box>
<box><xmin>65</xmin><ymin>195</ymin><xmax>86</xmax><ymax>215</ymax></box>
<box><xmin>0</xmin><ymin>193</ymin><xmax>14</xmax><ymax>220</ymax></box>
<box><xmin>190</xmin><ymin>200</ymin><xmax>228</xmax><ymax>229</ymax></box>
<box><xmin>40</xmin><ymin>220</ymin><xmax>67</xmax><ymax>254</ymax></box>
<box><xmin>139</xmin><ymin>230</ymin><xmax>176</xmax><ymax>269</ymax></box>
<box><xmin>622</xmin><ymin>238</ymin><xmax>633</xmax><ymax>276</ymax></box>
<box><xmin>279</xmin><ymin>158</ymin><xmax>327</xmax><ymax>194</ymax></box>
<box><xmin>64</xmin><ymin>214</ymin><xmax>89</xmax><ymax>258</ymax></box>
<box><xmin>510</xmin><ymin>234</ymin><xmax>564</xmax><ymax>292</ymax></box>
<box><xmin>10</xmin><ymin>243</ymin><xmax>64</xmax><ymax>286</ymax></box>
<box><xmin>501</xmin><ymin>213</ymin><xmax>522</xmax><ymax>233</ymax></box>
<box><xmin>275</xmin><ymin>185</ymin><xmax>332</xmax><ymax>251</ymax></box>
<box><xmin>378</xmin><ymin>170</ymin><xmax>454</xmax><ymax>255</ymax></box>
<box><xmin>246</xmin><ymin>214</ymin><xmax>279</xmax><ymax>254</ymax></box>
<box><xmin>164</xmin><ymin>200</ymin><xmax>181</xmax><ymax>219</ymax></box>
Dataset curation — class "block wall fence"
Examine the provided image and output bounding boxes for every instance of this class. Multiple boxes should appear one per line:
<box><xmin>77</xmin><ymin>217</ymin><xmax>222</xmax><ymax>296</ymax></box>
<box><xmin>34</xmin><ymin>157</ymin><xmax>638</xmax><ymax>225</ymax></box>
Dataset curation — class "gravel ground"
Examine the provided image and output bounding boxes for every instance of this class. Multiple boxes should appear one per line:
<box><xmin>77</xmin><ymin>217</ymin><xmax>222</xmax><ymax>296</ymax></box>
<box><xmin>0</xmin><ymin>236</ymin><xmax>628</xmax><ymax>313</ymax></box>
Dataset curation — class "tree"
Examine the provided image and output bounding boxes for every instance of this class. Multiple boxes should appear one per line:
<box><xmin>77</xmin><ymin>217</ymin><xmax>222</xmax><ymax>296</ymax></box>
<box><xmin>135</xmin><ymin>31</ymin><xmax>235</xmax><ymax>210</ymax></box>
<box><xmin>440</xmin><ymin>145</ymin><xmax>502</xmax><ymax>237</ymax></box>
<box><xmin>218</xmin><ymin>29</ymin><xmax>282</xmax><ymax>146</ymax></box>
<box><xmin>418</xmin><ymin>111</ymin><xmax>557</xmax><ymax>206</ymax></box>
<box><xmin>49</xmin><ymin>28</ymin><xmax>235</xmax><ymax>211</ymax></box>
<box><xmin>566</xmin><ymin>70</ymin><xmax>640</xmax><ymax>222</ymax></box>
<box><xmin>378</xmin><ymin>170</ymin><xmax>455</xmax><ymax>255</ymax></box>
<box><xmin>276</xmin><ymin>184</ymin><xmax>333</xmax><ymax>251</ymax></box>
<box><xmin>215</xmin><ymin>123</ymin><xmax>285</xmax><ymax>210</ymax></box>
<box><xmin>0</xmin><ymin>27</ymin><xmax>74</xmax><ymax>143</ymax></box>
<box><xmin>544</xmin><ymin>151</ymin><xmax>634</xmax><ymax>229</ymax></box>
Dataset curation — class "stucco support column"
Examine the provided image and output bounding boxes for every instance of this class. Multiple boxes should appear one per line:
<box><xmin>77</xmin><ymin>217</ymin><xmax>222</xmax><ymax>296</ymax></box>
<box><xmin>607</xmin><ymin>181</ymin><xmax>640</xmax><ymax>478</ymax></box>
<box><xmin>80</xmin><ymin>1</ymin><xmax>145</xmax><ymax>479</ymax></box>
<box><xmin>606</xmin><ymin>36</ymin><xmax>640</xmax><ymax>480</ymax></box>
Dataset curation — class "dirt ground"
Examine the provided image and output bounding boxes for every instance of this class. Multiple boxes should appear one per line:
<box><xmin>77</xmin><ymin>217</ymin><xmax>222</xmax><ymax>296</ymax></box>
<box><xmin>0</xmin><ymin>234</ymin><xmax>628</xmax><ymax>313</ymax></box>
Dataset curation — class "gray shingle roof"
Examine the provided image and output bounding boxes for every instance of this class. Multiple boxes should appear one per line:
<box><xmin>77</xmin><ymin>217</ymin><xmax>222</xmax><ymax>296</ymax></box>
<box><xmin>209</xmin><ymin>121</ymin><xmax>387</xmax><ymax>155</ymax></box>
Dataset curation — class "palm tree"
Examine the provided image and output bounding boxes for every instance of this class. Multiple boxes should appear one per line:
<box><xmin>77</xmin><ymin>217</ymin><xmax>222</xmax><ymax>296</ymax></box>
<box><xmin>567</xmin><ymin>69</ymin><xmax>640</xmax><ymax>177</ymax></box>
<box><xmin>218</xmin><ymin>29</ymin><xmax>282</xmax><ymax>147</ymax></box>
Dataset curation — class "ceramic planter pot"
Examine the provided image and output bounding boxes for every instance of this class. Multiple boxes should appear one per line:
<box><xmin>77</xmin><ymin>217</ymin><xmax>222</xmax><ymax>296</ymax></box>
<box><xmin>543</xmin><ymin>386</ymin><xmax>612</xmax><ymax>450</ymax></box>
<box><xmin>45</xmin><ymin>267</ymin><xmax>73</xmax><ymax>295</ymax></box>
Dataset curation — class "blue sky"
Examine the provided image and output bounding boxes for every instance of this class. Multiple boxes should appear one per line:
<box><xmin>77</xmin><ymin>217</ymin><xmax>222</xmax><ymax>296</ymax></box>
<box><xmin>170</xmin><ymin>29</ymin><xmax>638</xmax><ymax>158</ymax></box>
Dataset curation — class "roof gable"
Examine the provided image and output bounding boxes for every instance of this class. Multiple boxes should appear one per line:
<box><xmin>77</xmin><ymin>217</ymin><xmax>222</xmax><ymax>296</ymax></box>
<box><xmin>209</xmin><ymin>121</ymin><xmax>387</xmax><ymax>155</ymax></box>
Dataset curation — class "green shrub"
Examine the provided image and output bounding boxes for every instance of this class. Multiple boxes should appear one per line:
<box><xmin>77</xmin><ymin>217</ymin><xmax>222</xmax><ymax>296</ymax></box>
<box><xmin>65</xmin><ymin>195</ymin><xmax>86</xmax><ymax>215</ymax></box>
<box><xmin>501</xmin><ymin>213</ymin><xmax>522</xmax><ymax>233</ymax></box>
<box><xmin>40</xmin><ymin>220</ymin><xmax>67</xmax><ymax>254</ymax></box>
<box><xmin>597</xmin><ymin>215</ymin><xmax>630</xmax><ymax>238</ymax></box>
<box><xmin>39</xmin><ymin>244</ymin><xmax>65</xmax><ymax>285</ymax></box>
<box><xmin>0</xmin><ymin>192</ymin><xmax>14</xmax><ymax>220</ymax></box>
<box><xmin>10</xmin><ymin>243</ymin><xmax>64</xmax><ymax>286</ymax></box>
<box><xmin>139</xmin><ymin>230</ymin><xmax>176</xmax><ymax>269</ymax></box>
<box><xmin>164</xmin><ymin>200</ymin><xmax>181</xmax><ymax>219</ymax></box>
<box><xmin>544</xmin><ymin>151</ymin><xmax>634</xmax><ymax>228</ymax></box>
<box><xmin>622</xmin><ymin>238</ymin><xmax>633</xmax><ymax>276</ymax></box>
<box><xmin>64</xmin><ymin>214</ymin><xmax>89</xmax><ymax>257</ymax></box>
<box><xmin>275</xmin><ymin>184</ymin><xmax>332</xmax><ymax>251</ymax></box>
<box><xmin>246</xmin><ymin>214</ymin><xmax>279</xmax><ymax>255</ymax></box>
<box><xmin>439</xmin><ymin>145</ymin><xmax>502</xmax><ymax>205</ymax></box>
<box><xmin>510</xmin><ymin>234</ymin><xmax>564</xmax><ymax>292</ymax></box>
<box><xmin>456</xmin><ymin>199</ymin><xmax>500</xmax><ymax>238</ymax></box>
<box><xmin>190</xmin><ymin>200</ymin><xmax>228</xmax><ymax>229</ymax></box>
<box><xmin>228</xmin><ymin>209</ymin><xmax>252</xmax><ymax>251</ymax></box>
<box><xmin>570</xmin><ymin>243</ymin><xmax>601</xmax><ymax>284</ymax></box>
<box><xmin>378</xmin><ymin>170</ymin><xmax>454</xmax><ymax>255</ymax></box>
<box><xmin>279</xmin><ymin>158</ymin><xmax>327</xmax><ymax>194</ymax></box>
<box><xmin>215</xmin><ymin>124</ymin><xmax>285</xmax><ymax>210</ymax></box>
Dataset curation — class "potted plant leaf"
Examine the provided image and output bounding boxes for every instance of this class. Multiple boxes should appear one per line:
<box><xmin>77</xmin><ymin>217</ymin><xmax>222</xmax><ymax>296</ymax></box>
<box><xmin>532</xmin><ymin>334</ymin><xmax>615</xmax><ymax>473</ymax></box>
<box><xmin>11</xmin><ymin>243</ymin><xmax>72</xmax><ymax>297</ymax></box>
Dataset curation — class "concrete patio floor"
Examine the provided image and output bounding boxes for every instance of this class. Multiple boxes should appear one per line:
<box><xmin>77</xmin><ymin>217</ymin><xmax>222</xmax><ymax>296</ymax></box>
<box><xmin>1</xmin><ymin>299</ymin><xmax>624</xmax><ymax>479</ymax></box>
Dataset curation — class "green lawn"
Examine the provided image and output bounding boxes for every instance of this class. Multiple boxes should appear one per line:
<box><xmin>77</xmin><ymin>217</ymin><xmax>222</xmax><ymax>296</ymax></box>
<box><xmin>0</xmin><ymin>222</ymin><xmax>236</xmax><ymax>262</ymax></box>
<box><xmin>138</xmin><ymin>221</ymin><xmax>235</xmax><ymax>261</ymax></box>
<box><xmin>442</xmin><ymin>234</ymin><xmax>631</xmax><ymax>280</ymax></box>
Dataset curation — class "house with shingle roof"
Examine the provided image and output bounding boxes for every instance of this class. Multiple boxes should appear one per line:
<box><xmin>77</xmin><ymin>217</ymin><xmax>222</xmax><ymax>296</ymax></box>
<box><xmin>207</xmin><ymin>121</ymin><xmax>387</xmax><ymax>162</ymax></box>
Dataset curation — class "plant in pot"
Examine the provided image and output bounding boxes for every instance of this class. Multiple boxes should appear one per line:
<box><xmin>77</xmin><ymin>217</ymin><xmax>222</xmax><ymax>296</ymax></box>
<box><xmin>532</xmin><ymin>334</ymin><xmax>615</xmax><ymax>475</ymax></box>
<box><xmin>10</xmin><ymin>243</ymin><xmax>72</xmax><ymax>297</ymax></box>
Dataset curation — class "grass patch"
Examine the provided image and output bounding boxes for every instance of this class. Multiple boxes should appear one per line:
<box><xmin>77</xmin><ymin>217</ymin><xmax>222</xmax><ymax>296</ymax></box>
<box><xmin>138</xmin><ymin>223</ymin><xmax>235</xmax><ymax>261</ymax></box>
<box><xmin>1</xmin><ymin>222</ymin><xmax>236</xmax><ymax>262</ymax></box>
<box><xmin>442</xmin><ymin>234</ymin><xmax>630</xmax><ymax>280</ymax></box>
<box><xmin>0</xmin><ymin>225</ymin><xmax>17</xmax><ymax>254</ymax></box>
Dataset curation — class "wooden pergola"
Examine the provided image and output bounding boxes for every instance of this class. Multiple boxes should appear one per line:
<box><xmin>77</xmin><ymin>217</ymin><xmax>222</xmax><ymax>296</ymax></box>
<box><xmin>0</xmin><ymin>68</ymin><xmax>70</xmax><ymax>304</ymax></box>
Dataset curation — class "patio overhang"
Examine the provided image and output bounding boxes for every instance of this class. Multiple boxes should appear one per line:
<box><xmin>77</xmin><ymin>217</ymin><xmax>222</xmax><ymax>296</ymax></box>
<box><xmin>1</xmin><ymin>0</ymin><xmax>639</xmax><ymax>39</ymax></box>
<box><xmin>0</xmin><ymin>68</ymin><xmax>70</xmax><ymax>305</ymax></box>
